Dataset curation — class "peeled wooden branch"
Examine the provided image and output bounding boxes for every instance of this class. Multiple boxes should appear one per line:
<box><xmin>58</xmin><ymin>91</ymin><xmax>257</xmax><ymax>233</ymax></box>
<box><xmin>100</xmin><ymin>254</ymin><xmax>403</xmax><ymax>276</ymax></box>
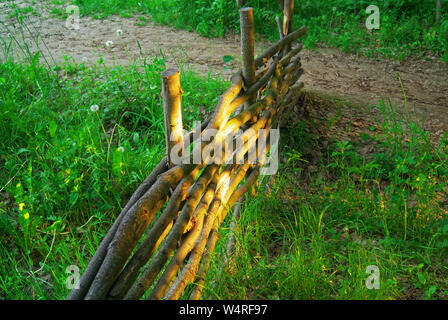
<box><xmin>69</xmin><ymin>6</ymin><xmax>307</xmax><ymax>300</ymax></box>
<box><xmin>227</xmin><ymin>168</ymin><xmax>259</xmax><ymax>214</ymax></box>
<box><xmin>148</xmin><ymin>172</ymin><xmax>220</xmax><ymax>300</ymax></box>
<box><xmin>211</xmin><ymin>45</ymin><xmax>293</xmax><ymax>131</ymax></box>
<box><xmin>229</xmin><ymin>57</ymin><xmax>278</xmax><ymax>113</ymax></box>
<box><xmin>207</xmin><ymin>73</ymin><xmax>243</xmax><ymax>131</ymax></box>
<box><xmin>272</xmin><ymin>82</ymin><xmax>305</xmax><ymax>126</ymax></box>
<box><xmin>288</xmin><ymin>67</ymin><xmax>304</xmax><ymax>86</ymax></box>
<box><xmin>282</xmin><ymin>57</ymin><xmax>301</xmax><ymax>76</ymax></box>
<box><xmin>152</xmin><ymin>166</ymin><xmax>238</xmax><ymax>300</ymax></box>
<box><xmin>198</xmin><ymin>166</ymin><xmax>261</xmax><ymax>300</ymax></box>
<box><xmin>163</xmin><ymin>200</ymin><xmax>224</xmax><ymax>299</ymax></box>
<box><xmin>239</xmin><ymin>7</ymin><xmax>256</xmax><ymax>109</ymax></box>
<box><xmin>227</xmin><ymin>109</ymin><xmax>273</xmax><ymax>166</ymax></box>
<box><xmin>275</xmin><ymin>16</ymin><xmax>285</xmax><ymax>40</ymax></box>
<box><xmin>108</xmin><ymin>167</ymin><xmax>201</xmax><ymax>299</ymax></box>
<box><xmin>283</xmin><ymin>0</ymin><xmax>294</xmax><ymax>36</ymax></box>
<box><xmin>162</xmin><ymin>69</ymin><xmax>184</xmax><ymax>167</ymax></box>
<box><xmin>190</xmin><ymin>95</ymin><xmax>274</xmax><ymax>171</ymax></box>
<box><xmin>278</xmin><ymin>82</ymin><xmax>304</xmax><ymax>109</ymax></box>
<box><xmin>255</xmin><ymin>26</ymin><xmax>307</xmax><ymax>68</ymax></box>
<box><xmin>188</xmin><ymin>225</ymin><xmax>219</xmax><ymax>300</ymax></box>
<box><xmin>114</xmin><ymin>116</ymin><xmax>266</xmax><ymax>299</ymax></box>
<box><xmin>164</xmin><ymin>164</ymin><xmax>250</xmax><ymax>299</ymax></box>
<box><xmin>256</xmin><ymin>66</ymin><xmax>269</xmax><ymax>82</ymax></box>
<box><xmin>279</xmin><ymin>44</ymin><xmax>302</xmax><ymax>67</ymax></box>
<box><xmin>124</xmin><ymin>165</ymin><xmax>219</xmax><ymax>300</ymax></box>
<box><xmin>68</xmin><ymin>117</ymin><xmax>212</xmax><ymax>300</ymax></box>
<box><xmin>84</xmin><ymin>165</ymin><xmax>187</xmax><ymax>299</ymax></box>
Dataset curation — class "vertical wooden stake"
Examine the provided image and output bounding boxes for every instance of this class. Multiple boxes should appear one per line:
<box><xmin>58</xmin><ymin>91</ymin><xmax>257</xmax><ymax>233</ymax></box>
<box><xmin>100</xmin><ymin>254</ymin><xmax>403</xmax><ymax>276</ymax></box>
<box><xmin>161</xmin><ymin>69</ymin><xmax>184</xmax><ymax>167</ymax></box>
<box><xmin>275</xmin><ymin>16</ymin><xmax>285</xmax><ymax>40</ymax></box>
<box><xmin>282</xmin><ymin>0</ymin><xmax>294</xmax><ymax>54</ymax></box>
<box><xmin>283</xmin><ymin>0</ymin><xmax>294</xmax><ymax>36</ymax></box>
<box><xmin>239</xmin><ymin>7</ymin><xmax>256</xmax><ymax>111</ymax></box>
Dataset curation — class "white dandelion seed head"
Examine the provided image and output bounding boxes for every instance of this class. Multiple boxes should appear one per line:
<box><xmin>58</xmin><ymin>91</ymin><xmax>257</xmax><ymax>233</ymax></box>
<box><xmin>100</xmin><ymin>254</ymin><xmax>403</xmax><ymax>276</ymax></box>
<box><xmin>333</xmin><ymin>7</ymin><xmax>337</xmax><ymax>12</ymax></box>
<box><xmin>116</xmin><ymin>29</ymin><xmax>123</xmax><ymax>37</ymax></box>
<box><xmin>106</xmin><ymin>40</ymin><xmax>114</xmax><ymax>47</ymax></box>
<box><xmin>90</xmin><ymin>104</ymin><xmax>99</xmax><ymax>112</ymax></box>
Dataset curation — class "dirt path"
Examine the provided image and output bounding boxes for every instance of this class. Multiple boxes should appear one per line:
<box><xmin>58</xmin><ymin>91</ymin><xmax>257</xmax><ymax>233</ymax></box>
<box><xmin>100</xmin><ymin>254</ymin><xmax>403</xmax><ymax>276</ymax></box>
<box><xmin>1</xmin><ymin>1</ymin><xmax>447</xmax><ymax>136</ymax></box>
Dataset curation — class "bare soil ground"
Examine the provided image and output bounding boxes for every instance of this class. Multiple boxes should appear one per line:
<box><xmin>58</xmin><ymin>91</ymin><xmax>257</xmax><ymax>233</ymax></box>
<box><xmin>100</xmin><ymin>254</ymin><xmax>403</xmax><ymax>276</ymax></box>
<box><xmin>1</xmin><ymin>1</ymin><xmax>447</xmax><ymax>137</ymax></box>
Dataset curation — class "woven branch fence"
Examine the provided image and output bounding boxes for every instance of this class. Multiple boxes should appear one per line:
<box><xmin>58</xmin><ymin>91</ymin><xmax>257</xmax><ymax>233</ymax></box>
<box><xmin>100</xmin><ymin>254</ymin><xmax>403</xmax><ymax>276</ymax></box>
<box><xmin>68</xmin><ymin>1</ymin><xmax>307</xmax><ymax>300</ymax></box>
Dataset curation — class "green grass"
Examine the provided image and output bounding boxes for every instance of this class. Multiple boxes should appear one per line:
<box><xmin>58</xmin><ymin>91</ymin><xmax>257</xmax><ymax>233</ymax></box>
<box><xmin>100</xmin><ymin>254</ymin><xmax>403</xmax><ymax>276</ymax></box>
<box><xmin>55</xmin><ymin>0</ymin><xmax>448</xmax><ymax>62</ymax></box>
<box><xmin>198</xmin><ymin>96</ymin><xmax>448</xmax><ymax>300</ymax></box>
<box><xmin>0</xmin><ymin>22</ymin><xmax>227</xmax><ymax>298</ymax></box>
<box><xmin>1</xmin><ymin>2</ymin><xmax>447</xmax><ymax>300</ymax></box>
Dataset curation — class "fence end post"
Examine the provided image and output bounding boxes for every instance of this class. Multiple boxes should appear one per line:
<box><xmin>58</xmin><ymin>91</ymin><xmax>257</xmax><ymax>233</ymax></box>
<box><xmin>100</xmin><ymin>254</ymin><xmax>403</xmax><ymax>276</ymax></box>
<box><xmin>239</xmin><ymin>7</ymin><xmax>256</xmax><ymax>111</ymax></box>
<box><xmin>161</xmin><ymin>68</ymin><xmax>184</xmax><ymax>167</ymax></box>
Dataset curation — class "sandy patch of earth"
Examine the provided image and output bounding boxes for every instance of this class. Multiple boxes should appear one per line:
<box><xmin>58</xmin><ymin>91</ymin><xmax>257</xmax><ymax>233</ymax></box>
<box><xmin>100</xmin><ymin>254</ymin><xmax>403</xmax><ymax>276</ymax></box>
<box><xmin>1</xmin><ymin>0</ymin><xmax>447</xmax><ymax>137</ymax></box>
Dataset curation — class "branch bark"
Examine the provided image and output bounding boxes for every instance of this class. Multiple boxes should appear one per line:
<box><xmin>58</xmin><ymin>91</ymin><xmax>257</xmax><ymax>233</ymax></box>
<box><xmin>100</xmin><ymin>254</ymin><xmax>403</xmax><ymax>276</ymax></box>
<box><xmin>162</xmin><ymin>69</ymin><xmax>184</xmax><ymax>167</ymax></box>
<box><xmin>239</xmin><ymin>7</ymin><xmax>256</xmax><ymax>111</ymax></box>
<box><xmin>107</xmin><ymin>167</ymin><xmax>201</xmax><ymax>299</ymax></box>
<box><xmin>282</xmin><ymin>0</ymin><xmax>294</xmax><ymax>37</ymax></box>
<box><xmin>84</xmin><ymin>165</ymin><xmax>186</xmax><ymax>299</ymax></box>
<box><xmin>255</xmin><ymin>26</ymin><xmax>307</xmax><ymax>68</ymax></box>
<box><xmin>124</xmin><ymin>165</ymin><xmax>219</xmax><ymax>300</ymax></box>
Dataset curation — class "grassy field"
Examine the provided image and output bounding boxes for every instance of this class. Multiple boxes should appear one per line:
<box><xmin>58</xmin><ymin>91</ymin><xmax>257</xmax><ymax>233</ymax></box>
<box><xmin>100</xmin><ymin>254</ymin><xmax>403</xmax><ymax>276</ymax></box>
<box><xmin>0</xmin><ymin>16</ymin><xmax>228</xmax><ymax>298</ymax></box>
<box><xmin>0</xmin><ymin>1</ymin><xmax>447</xmax><ymax>300</ymax></box>
<box><xmin>60</xmin><ymin>0</ymin><xmax>448</xmax><ymax>61</ymax></box>
<box><xmin>205</xmin><ymin>97</ymin><xmax>448</xmax><ymax>299</ymax></box>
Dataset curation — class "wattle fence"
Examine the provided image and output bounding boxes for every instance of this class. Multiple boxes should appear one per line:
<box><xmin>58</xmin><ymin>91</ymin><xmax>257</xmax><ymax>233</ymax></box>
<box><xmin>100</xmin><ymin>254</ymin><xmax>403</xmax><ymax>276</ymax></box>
<box><xmin>68</xmin><ymin>0</ymin><xmax>307</xmax><ymax>300</ymax></box>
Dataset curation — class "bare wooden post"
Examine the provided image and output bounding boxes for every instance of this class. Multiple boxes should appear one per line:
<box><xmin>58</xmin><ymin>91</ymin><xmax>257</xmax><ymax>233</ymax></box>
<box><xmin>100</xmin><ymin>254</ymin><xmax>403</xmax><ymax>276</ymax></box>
<box><xmin>239</xmin><ymin>7</ymin><xmax>256</xmax><ymax>111</ymax></box>
<box><xmin>282</xmin><ymin>0</ymin><xmax>294</xmax><ymax>55</ymax></box>
<box><xmin>161</xmin><ymin>69</ymin><xmax>184</xmax><ymax>167</ymax></box>
<box><xmin>275</xmin><ymin>16</ymin><xmax>285</xmax><ymax>39</ymax></box>
<box><xmin>283</xmin><ymin>0</ymin><xmax>294</xmax><ymax>36</ymax></box>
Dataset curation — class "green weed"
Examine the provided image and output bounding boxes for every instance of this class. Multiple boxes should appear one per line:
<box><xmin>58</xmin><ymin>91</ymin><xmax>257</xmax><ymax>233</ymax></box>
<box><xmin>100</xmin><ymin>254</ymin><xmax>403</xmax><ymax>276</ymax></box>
<box><xmin>200</xmin><ymin>96</ymin><xmax>448</xmax><ymax>300</ymax></box>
